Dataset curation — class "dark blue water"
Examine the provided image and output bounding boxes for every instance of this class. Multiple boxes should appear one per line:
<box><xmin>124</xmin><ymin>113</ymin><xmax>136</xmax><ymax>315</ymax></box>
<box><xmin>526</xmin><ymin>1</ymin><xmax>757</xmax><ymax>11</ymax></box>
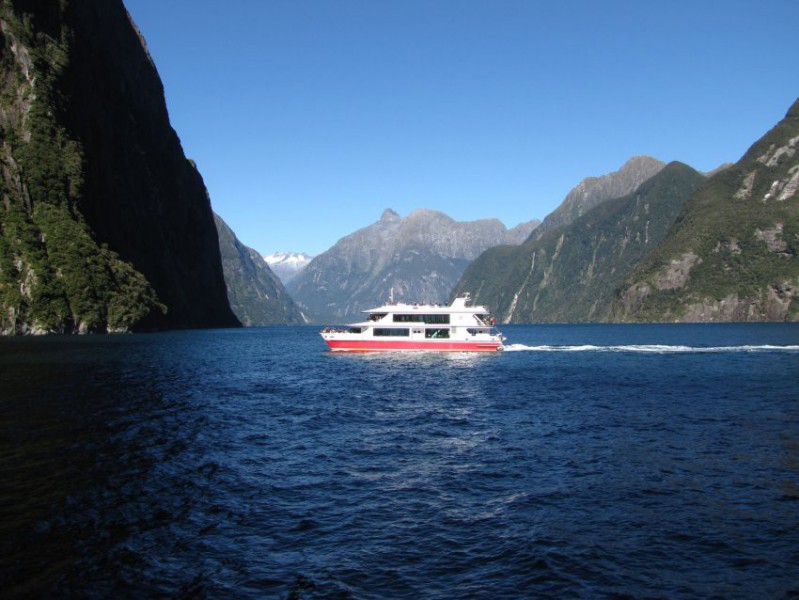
<box><xmin>1</xmin><ymin>324</ymin><xmax>798</xmax><ymax>599</ymax></box>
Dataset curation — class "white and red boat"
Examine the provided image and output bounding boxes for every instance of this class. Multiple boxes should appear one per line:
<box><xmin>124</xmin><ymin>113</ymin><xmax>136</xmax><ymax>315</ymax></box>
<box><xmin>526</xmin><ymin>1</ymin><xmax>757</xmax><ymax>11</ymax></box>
<box><xmin>320</xmin><ymin>293</ymin><xmax>505</xmax><ymax>352</ymax></box>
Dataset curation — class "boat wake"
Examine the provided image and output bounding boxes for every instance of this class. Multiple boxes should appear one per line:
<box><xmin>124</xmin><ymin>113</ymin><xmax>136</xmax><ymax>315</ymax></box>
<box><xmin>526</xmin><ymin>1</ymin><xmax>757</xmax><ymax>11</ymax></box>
<box><xmin>503</xmin><ymin>343</ymin><xmax>799</xmax><ymax>354</ymax></box>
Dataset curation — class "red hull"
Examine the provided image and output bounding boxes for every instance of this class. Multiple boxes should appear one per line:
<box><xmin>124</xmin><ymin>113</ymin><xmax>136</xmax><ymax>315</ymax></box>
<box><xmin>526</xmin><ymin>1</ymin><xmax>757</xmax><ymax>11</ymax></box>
<box><xmin>324</xmin><ymin>339</ymin><xmax>502</xmax><ymax>352</ymax></box>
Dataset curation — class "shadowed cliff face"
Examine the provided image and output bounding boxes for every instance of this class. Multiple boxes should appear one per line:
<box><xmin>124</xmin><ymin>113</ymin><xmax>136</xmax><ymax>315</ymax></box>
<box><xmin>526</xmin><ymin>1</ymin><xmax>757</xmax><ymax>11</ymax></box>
<box><xmin>61</xmin><ymin>0</ymin><xmax>238</xmax><ymax>329</ymax></box>
<box><xmin>0</xmin><ymin>0</ymin><xmax>239</xmax><ymax>331</ymax></box>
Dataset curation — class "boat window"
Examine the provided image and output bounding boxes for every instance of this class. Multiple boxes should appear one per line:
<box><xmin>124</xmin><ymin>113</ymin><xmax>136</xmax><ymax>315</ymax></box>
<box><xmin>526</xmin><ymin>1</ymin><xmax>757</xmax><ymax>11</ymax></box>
<box><xmin>427</xmin><ymin>314</ymin><xmax>450</xmax><ymax>324</ymax></box>
<box><xmin>475</xmin><ymin>314</ymin><xmax>497</xmax><ymax>326</ymax></box>
<box><xmin>373</xmin><ymin>328</ymin><xmax>410</xmax><ymax>337</ymax></box>
<box><xmin>425</xmin><ymin>328</ymin><xmax>450</xmax><ymax>339</ymax></box>
<box><xmin>393</xmin><ymin>314</ymin><xmax>450</xmax><ymax>324</ymax></box>
<box><xmin>368</xmin><ymin>313</ymin><xmax>387</xmax><ymax>321</ymax></box>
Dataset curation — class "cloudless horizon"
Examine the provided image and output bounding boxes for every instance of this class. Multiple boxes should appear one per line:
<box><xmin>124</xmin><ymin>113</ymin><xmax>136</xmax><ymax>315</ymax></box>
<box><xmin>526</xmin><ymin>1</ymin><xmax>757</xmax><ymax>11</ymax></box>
<box><xmin>123</xmin><ymin>0</ymin><xmax>797</xmax><ymax>257</ymax></box>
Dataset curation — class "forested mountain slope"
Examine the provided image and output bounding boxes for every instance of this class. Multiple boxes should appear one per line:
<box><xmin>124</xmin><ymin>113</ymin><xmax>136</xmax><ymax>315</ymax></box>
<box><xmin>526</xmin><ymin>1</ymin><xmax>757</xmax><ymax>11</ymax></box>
<box><xmin>614</xmin><ymin>98</ymin><xmax>799</xmax><ymax>322</ymax></box>
<box><xmin>453</xmin><ymin>163</ymin><xmax>705</xmax><ymax>322</ymax></box>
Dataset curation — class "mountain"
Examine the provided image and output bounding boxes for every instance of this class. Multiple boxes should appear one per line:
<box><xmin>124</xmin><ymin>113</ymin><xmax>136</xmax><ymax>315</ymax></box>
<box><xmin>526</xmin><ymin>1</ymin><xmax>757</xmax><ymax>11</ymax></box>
<box><xmin>531</xmin><ymin>156</ymin><xmax>666</xmax><ymax>240</ymax></box>
<box><xmin>453</xmin><ymin>162</ymin><xmax>706</xmax><ymax>322</ymax></box>
<box><xmin>614</xmin><ymin>98</ymin><xmax>799</xmax><ymax>322</ymax></box>
<box><xmin>264</xmin><ymin>251</ymin><xmax>313</xmax><ymax>284</ymax></box>
<box><xmin>215</xmin><ymin>215</ymin><xmax>306</xmax><ymax>326</ymax></box>
<box><xmin>287</xmin><ymin>208</ymin><xmax>540</xmax><ymax>323</ymax></box>
<box><xmin>0</xmin><ymin>0</ymin><xmax>238</xmax><ymax>333</ymax></box>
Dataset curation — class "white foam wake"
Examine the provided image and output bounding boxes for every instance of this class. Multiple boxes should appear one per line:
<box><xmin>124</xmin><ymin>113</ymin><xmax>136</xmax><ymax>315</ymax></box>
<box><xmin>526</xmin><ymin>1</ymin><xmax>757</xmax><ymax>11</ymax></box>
<box><xmin>502</xmin><ymin>343</ymin><xmax>799</xmax><ymax>354</ymax></box>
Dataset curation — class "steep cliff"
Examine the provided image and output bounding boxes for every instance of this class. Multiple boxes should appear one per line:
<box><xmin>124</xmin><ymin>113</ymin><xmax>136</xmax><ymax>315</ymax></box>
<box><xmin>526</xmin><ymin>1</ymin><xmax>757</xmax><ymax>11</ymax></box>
<box><xmin>453</xmin><ymin>162</ymin><xmax>705</xmax><ymax>322</ymax></box>
<box><xmin>215</xmin><ymin>214</ymin><xmax>305</xmax><ymax>326</ymax></box>
<box><xmin>0</xmin><ymin>0</ymin><xmax>238</xmax><ymax>333</ymax></box>
<box><xmin>288</xmin><ymin>208</ymin><xmax>539</xmax><ymax>323</ymax></box>
<box><xmin>614</xmin><ymin>98</ymin><xmax>799</xmax><ymax>322</ymax></box>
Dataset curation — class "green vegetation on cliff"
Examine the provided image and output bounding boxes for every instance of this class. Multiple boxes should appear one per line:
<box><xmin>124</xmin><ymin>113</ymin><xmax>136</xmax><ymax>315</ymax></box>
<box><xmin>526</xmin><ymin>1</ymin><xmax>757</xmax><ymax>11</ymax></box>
<box><xmin>1</xmin><ymin>0</ymin><xmax>238</xmax><ymax>333</ymax></box>
<box><xmin>0</xmin><ymin>2</ymin><xmax>164</xmax><ymax>333</ymax></box>
<box><xmin>0</xmin><ymin>198</ymin><xmax>164</xmax><ymax>333</ymax></box>
<box><xmin>614</xmin><ymin>98</ymin><xmax>799</xmax><ymax>322</ymax></box>
<box><xmin>453</xmin><ymin>163</ymin><xmax>705</xmax><ymax>322</ymax></box>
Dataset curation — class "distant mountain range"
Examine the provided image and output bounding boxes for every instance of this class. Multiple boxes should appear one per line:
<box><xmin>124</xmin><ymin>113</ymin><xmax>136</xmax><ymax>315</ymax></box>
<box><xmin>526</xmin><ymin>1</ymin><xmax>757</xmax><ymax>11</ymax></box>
<box><xmin>282</xmin><ymin>98</ymin><xmax>799</xmax><ymax>326</ymax></box>
<box><xmin>287</xmin><ymin>209</ymin><xmax>540</xmax><ymax>323</ymax></box>
<box><xmin>264</xmin><ymin>252</ymin><xmax>313</xmax><ymax>284</ymax></box>
<box><xmin>238</xmin><ymin>102</ymin><xmax>798</xmax><ymax>325</ymax></box>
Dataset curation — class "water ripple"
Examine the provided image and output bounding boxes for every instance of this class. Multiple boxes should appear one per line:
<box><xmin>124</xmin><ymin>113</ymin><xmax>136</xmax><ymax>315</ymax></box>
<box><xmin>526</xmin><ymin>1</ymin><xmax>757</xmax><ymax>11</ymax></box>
<box><xmin>1</xmin><ymin>325</ymin><xmax>799</xmax><ymax>598</ymax></box>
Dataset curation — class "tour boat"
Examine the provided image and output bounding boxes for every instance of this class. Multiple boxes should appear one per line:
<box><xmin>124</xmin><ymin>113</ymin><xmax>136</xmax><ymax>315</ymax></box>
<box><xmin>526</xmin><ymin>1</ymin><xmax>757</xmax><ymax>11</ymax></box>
<box><xmin>320</xmin><ymin>293</ymin><xmax>505</xmax><ymax>352</ymax></box>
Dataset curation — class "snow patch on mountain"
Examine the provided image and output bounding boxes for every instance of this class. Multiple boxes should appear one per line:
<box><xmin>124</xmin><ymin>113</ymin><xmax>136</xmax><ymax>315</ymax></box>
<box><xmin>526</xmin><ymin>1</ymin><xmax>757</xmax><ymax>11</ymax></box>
<box><xmin>264</xmin><ymin>252</ymin><xmax>314</xmax><ymax>284</ymax></box>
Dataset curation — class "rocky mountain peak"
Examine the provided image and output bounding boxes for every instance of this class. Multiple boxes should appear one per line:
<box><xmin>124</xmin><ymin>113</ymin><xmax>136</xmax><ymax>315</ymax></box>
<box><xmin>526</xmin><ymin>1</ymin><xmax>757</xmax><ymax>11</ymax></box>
<box><xmin>288</xmin><ymin>208</ymin><xmax>539</xmax><ymax>322</ymax></box>
<box><xmin>787</xmin><ymin>97</ymin><xmax>799</xmax><ymax>119</ymax></box>
<box><xmin>533</xmin><ymin>156</ymin><xmax>666</xmax><ymax>240</ymax></box>
<box><xmin>380</xmin><ymin>208</ymin><xmax>400</xmax><ymax>222</ymax></box>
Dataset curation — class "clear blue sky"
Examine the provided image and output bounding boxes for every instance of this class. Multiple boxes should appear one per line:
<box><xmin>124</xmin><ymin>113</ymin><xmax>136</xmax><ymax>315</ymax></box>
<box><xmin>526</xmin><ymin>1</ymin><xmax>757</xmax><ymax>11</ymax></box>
<box><xmin>123</xmin><ymin>0</ymin><xmax>797</xmax><ymax>257</ymax></box>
